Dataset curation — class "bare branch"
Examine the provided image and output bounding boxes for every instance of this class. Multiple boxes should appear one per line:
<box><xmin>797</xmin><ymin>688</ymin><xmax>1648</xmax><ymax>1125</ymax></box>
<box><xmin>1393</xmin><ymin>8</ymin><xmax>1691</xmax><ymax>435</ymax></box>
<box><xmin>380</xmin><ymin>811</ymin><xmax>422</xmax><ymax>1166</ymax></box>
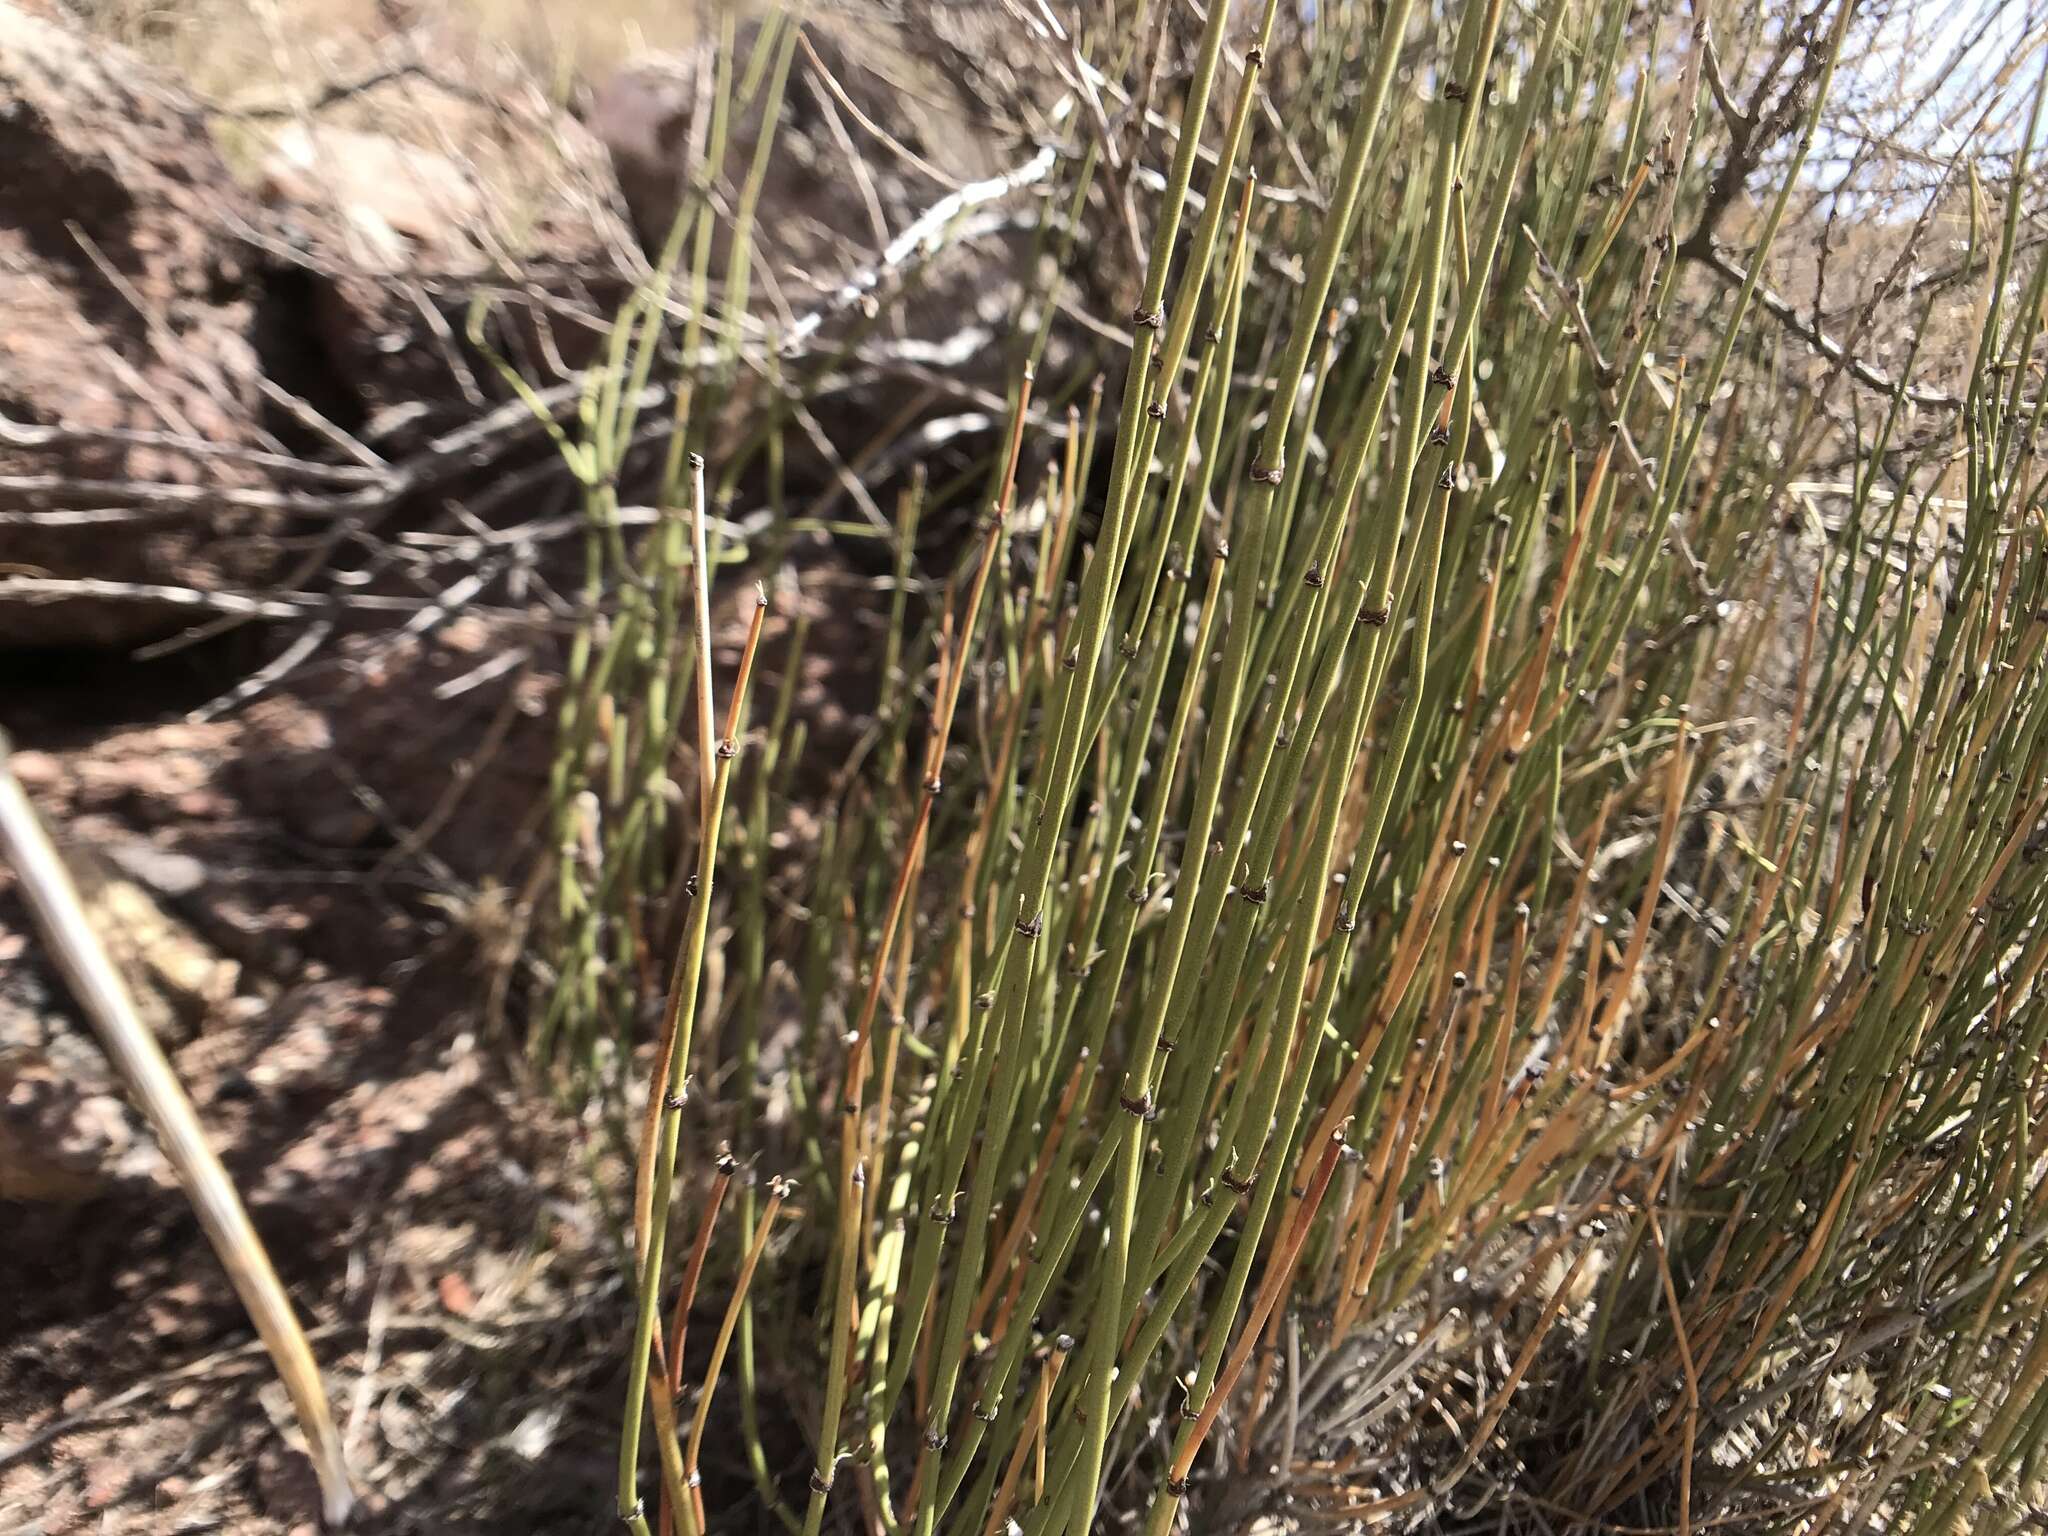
<box><xmin>1690</xmin><ymin>244</ymin><xmax>1965</xmax><ymax>410</ymax></box>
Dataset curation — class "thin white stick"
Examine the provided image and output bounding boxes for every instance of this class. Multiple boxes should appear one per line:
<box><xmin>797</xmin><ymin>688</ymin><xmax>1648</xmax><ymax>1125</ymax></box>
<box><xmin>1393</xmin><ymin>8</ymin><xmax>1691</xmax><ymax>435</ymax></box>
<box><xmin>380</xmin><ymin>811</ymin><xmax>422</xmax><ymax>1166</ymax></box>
<box><xmin>778</xmin><ymin>107</ymin><xmax>1069</xmax><ymax>358</ymax></box>
<box><xmin>0</xmin><ymin>730</ymin><xmax>354</xmax><ymax>1527</ymax></box>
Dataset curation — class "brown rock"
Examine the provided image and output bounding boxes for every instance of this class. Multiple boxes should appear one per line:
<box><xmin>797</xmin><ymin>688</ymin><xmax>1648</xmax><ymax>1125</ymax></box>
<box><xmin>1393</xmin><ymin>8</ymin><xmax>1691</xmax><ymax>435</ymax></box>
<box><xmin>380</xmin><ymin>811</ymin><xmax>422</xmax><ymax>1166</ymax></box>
<box><xmin>248</xmin><ymin>58</ymin><xmax>637</xmax><ymax>453</ymax></box>
<box><xmin>0</xmin><ymin>1</ymin><xmax>641</xmax><ymax>646</ymax></box>
<box><xmin>0</xmin><ymin>3</ymin><xmax>286</xmax><ymax>648</ymax></box>
<box><xmin>587</xmin><ymin>16</ymin><xmax>1003</xmax><ymax>275</ymax></box>
<box><xmin>0</xmin><ymin>1054</ymin><xmax>109</xmax><ymax>1202</ymax></box>
<box><xmin>68</xmin><ymin>844</ymin><xmax>242</xmax><ymax>1044</ymax></box>
<box><xmin>259</xmin><ymin>124</ymin><xmax>488</xmax><ymax>268</ymax></box>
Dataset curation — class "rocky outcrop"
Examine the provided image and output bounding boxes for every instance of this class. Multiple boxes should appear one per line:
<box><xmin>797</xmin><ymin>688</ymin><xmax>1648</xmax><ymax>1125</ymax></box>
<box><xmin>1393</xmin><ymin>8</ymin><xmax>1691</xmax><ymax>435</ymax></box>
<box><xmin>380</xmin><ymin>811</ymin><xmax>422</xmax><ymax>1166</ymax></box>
<box><xmin>587</xmin><ymin>16</ymin><xmax>1005</xmax><ymax>286</ymax></box>
<box><xmin>0</xmin><ymin>0</ymin><xmax>637</xmax><ymax>650</ymax></box>
<box><xmin>0</xmin><ymin>6</ymin><xmax>288</xmax><ymax>648</ymax></box>
<box><xmin>0</xmin><ymin>0</ymin><xmax>1054</xmax><ymax>653</ymax></box>
<box><xmin>250</xmin><ymin>81</ymin><xmax>635</xmax><ymax>452</ymax></box>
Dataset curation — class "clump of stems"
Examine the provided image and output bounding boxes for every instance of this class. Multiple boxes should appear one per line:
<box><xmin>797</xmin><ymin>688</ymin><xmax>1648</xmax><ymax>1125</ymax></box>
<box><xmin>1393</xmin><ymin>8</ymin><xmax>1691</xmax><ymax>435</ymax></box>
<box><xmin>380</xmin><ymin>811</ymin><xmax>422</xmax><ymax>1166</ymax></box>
<box><xmin>506</xmin><ymin>3</ymin><xmax>2048</xmax><ymax>1532</ymax></box>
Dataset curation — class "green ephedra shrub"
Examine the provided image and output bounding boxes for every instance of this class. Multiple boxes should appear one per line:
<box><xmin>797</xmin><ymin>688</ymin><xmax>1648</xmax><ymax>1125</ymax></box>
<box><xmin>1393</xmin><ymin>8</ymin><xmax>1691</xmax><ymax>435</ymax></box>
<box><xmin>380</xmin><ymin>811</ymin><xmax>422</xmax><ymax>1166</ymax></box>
<box><xmin>504</xmin><ymin>1</ymin><xmax>2048</xmax><ymax>1531</ymax></box>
